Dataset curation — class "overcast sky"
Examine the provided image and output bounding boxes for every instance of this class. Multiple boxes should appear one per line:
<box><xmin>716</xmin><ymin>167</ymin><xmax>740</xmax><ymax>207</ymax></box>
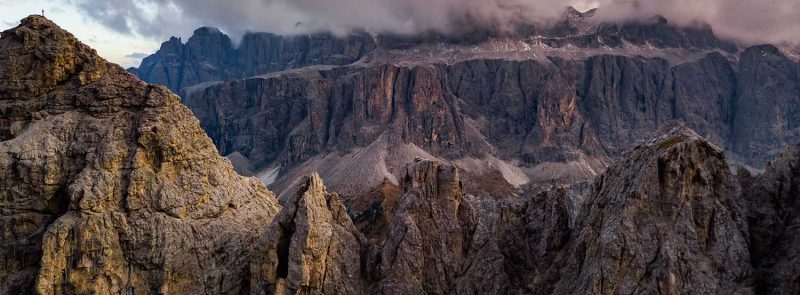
<box><xmin>2</xmin><ymin>0</ymin><xmax>799</xmax><ymax>68</ymax></box>
<box><xmin>0</xmin><ymin>0</ymin><xmax>163</xmax><ymax>67</ymax></box>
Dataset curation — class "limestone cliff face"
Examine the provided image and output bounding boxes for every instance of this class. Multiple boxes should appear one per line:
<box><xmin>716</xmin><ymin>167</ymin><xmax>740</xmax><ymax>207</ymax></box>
<box><xmin>181</xmin><ymin>46</ymin><xmax>800</xmax><ymax>202</ymax></box>
<box><xmin>142</xmin><ymin>16</ymin><xmax>800</xmax><ymax>203</ymax></box>
<box><xmin>184</xmin><ymin>61</ymin><xmax>607</xmax><ymax>198</ymax></box>
<box><xmin>0</xmin><ymin>16</ymin><xmax>281</xmax><ymax>294</ymax></box>
<box><xmin>184</xmin><ymin>64</ymin><xmax>531</xmax><ymax>169</ymax></box>
<box><xmin>732</xmin><ymin>45</ymin><xmax>800</xmax><ymax>165</ymax></box>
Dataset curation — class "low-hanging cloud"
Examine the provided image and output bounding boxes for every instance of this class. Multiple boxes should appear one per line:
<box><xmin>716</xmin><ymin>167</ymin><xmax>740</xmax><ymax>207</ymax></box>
<box><xmin>71</xmin><ymin>0</ymin><xmax>800</xmax><ymax>46</ymax></box>
<box><xmin>125</xmin><ymin>52</ymin><xmax>150</xmax><ymax>59</ymax></box>
<box><xmin>68</xmin><ymin>0</ymin><xmax>599</xmax><ymax>39</ymax></box>
<box><xmin>592</xmin><ymin>0</ymin><xmax>800</xmax><ymax>46</ymax></box>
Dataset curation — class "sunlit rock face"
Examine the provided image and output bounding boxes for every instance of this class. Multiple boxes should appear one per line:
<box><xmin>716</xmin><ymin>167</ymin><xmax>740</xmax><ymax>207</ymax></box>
<box><xmin>0</xmin><ymin>16</ymin><xmax>280</xmax><ymax>294</ymax></box>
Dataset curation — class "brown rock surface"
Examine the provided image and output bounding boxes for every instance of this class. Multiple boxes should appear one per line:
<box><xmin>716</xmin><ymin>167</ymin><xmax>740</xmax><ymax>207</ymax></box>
<box><xmin>252</xmin><ymin>122</ymin><xmax>779</xmax><ymax>295</ymax></box>
<box><xmin>250</xmin><ymin>173</ymin><xmax>369</xmax><ymax>295</ymax></box>
<box><xmin>0</xmin><ymin>16</ymin><xmax>280</xmax><ymax>294</ymax></box>
<box><xmin>377</xmin><ymin>161</ymin><xmax>477</xmax><ymax>294</ymax></box>
<box><xmin>555</xmin><ymin>122</ymin><xmax>753</xmax><ymax>294</ymax></box>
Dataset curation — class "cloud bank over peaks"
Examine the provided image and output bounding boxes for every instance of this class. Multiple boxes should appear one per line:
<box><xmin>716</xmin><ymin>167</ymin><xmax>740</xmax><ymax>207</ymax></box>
<box><xmin>592</xmin><ymin>0</ymin><xmax>800</xmax><ymax>46</ymax></box>
<box><xmin>72</xmin><ymin>0</ymin><xmax>800</xmax><ymax>46</ymax></box>
<box><xmin>70</xmin><ymin>0</ymin><xmax>601</xmax><ymax>39</ymax></box>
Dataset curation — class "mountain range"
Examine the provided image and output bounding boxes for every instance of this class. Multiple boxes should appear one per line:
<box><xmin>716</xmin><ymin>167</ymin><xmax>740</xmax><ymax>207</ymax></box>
<box><xmin>1</xmin><ymin>9</ymin><xmax>799</xmax><ymax>295</ymax></box>
<box><xmin>129</xmin><ymin>8</ymin><xmax>800</xmax><ymax>201</ymax></box>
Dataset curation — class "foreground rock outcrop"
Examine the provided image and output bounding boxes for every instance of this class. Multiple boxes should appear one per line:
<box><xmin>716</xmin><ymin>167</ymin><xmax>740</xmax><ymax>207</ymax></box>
<box><xmin>253</xmin><ymin>122</ymin><xmax>800</xmax><ymax>294</ymax></box>
<box><xmin>742</xmin><ymin>143</ymin><xmax>800</xmax><ymax>294</ymax></box>
<box><xmin>250</xmin><ymin>173</ymin><xmax>369</xmax><ymax>294</ymax></box>
<box><xmin>555</xmin><ymin>122</ymin><xmax>752</xmax><ymax>294</ymax></box>
<box><xmin>377</xmin><ymin>161</ymin><xmax>477</xmax><ymax>294</ymax></box>
<box><xmin>0</xmin><ymin>16</ymin><xmax>280</xmax><ymax>294</ymax></box>
<box><xmin>249</xmin><ymin>160</ymin><xmax>479</xmax><ymax>294</ymax></box>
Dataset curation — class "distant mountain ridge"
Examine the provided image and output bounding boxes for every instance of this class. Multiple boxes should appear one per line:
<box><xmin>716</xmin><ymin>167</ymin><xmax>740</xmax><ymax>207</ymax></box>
<box><xmin>124</xmin><ymin>7</ymin><xmax>799</xmax><ymax>201</ymax></box>
<box><xmin>128</xmin><ymin>27</ymin><xmax>376</xmax><ymax>94</ymax></box>
<box><xmin>182</xmin><ymin>45</ymin><xmax>800</xmax><ymax>199</ymax></box>
<box><xmin>129</xmin><ymin>7</ymin><xmax>738</xmax><ymax>95</ymax></box>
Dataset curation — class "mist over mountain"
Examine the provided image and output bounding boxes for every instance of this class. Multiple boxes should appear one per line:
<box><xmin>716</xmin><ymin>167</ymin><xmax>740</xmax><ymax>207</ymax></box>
<box><xmin>593</xmin><ymin>0</ymin><xmax>800</xmax><ymax>46</ymax></box>
<box><xmin>74</xmin><ymin>0</ymin><xmax>800</xmax><ymax>46</ymax></box>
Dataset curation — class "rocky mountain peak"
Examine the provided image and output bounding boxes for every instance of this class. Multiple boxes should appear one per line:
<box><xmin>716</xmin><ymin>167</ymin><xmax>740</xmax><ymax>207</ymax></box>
<box><xmin>250</xmin><ymin>172</ymin><xmax>369</xmax><ymax>294</ymax></box>
<box><xmin>193</xmin><ymin>26</ymin><xmax>224</xmax><ymax>36</ymax></box>
<box><xmin>0</xmin><ymin>15</ymin><xmax>280</xmax><ymax>294</ymax></box>
<box><xmin>186</xmin><ymin>26</ymin><xmax>233</xmax><ymax>49</ymax></box>
<box><xmin>744</xmin><ymin>43</ymin><xmax>783</xmax><ymax>55</ymax></box>
<box><xmin>637</xmin><ymin>120</ymin><xmax>721</xmax><ymax>152</ymax></box>
<box><xmin>0</xmin><ymin>15</ymin><xmax>107</xmax><ymax>101</ymax></box>
<box><xmin>564</xmin><ymin>5</ymin><xmax>596</xmax><ymax>19</ymax></box>
<box><xmin>559</xmin><ymin>121</ymin><xmax>750</xmax><ymax>294</ymax></box>
<box><xmin>403</xmin><ymin>160</ymin><xmax>463</xmax><ymax>207</ymax></box>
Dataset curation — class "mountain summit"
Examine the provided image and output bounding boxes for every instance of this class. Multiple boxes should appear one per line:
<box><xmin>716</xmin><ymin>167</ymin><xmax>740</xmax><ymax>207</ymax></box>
<box><xmin>0</xmin><ymin>16</ymin><xmax>280</xmax><ymax>293</ymax></box>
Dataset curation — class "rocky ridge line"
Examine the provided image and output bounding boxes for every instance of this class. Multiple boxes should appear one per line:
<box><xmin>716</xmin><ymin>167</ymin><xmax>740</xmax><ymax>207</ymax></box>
<box><xmin>252</xmin><ymin>121</ymin><xmax>800</xmax><ymax>294</ymax></box>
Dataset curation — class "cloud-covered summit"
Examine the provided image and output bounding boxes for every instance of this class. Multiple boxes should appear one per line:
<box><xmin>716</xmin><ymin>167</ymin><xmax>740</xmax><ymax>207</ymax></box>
<box><xmin>594</xmin><ymin>0</ymin><xmax>800</xmax><ymax>46</ymax></box>
<box><xmin>72</xmin><ymin>0</ymin><xmax>800</xmax><ymax>46</ymax></box>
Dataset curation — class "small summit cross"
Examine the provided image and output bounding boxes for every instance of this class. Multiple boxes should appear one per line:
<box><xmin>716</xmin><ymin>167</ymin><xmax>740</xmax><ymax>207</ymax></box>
<box><xmin>41</xmin><ymin>9</ymin><xmax>45</xmax><ymax>17</ymax></box>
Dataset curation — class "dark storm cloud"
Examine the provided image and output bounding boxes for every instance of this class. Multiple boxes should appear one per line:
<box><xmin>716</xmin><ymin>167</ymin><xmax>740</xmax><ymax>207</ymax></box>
<box><xmin>69</xmin><ymin>0</ymin><xmax>186</xmax><ymax>37</ymax></box>
<box><xmin>71</xmin><ymin>0</ymin><xmax>800</xmax><ymax>46</ymax></box>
